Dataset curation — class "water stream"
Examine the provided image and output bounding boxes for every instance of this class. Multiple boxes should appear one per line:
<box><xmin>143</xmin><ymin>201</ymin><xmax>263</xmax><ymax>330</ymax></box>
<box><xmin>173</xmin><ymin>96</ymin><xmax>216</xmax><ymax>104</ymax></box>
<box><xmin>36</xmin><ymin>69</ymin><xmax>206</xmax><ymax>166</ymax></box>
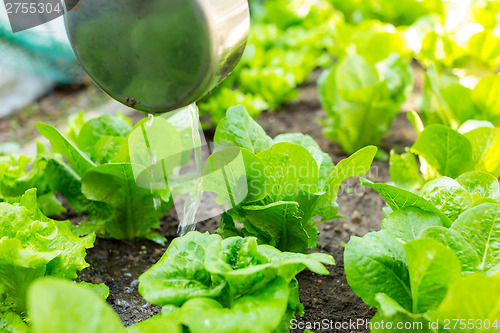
<box><xmin>177</xmin><ymin>103</ymin><xmax>204</xmax><ymax>236</ymax></box>
<box><xmin>143</xmin><ymin>106</ymin><xmax>204</xmax><ymax>235</ymax></box>
<box><xmin>146</xmin><ymin>113</ymin><xmax>162</xmax><ymax>212</ymax></box>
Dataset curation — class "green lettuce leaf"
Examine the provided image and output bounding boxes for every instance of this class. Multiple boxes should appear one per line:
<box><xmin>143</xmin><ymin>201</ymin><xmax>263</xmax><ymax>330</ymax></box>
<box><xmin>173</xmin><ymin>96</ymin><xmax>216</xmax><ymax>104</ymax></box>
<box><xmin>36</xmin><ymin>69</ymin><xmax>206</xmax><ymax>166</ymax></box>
<box><xmin>382</xmin><ymin>207</ymin><xmax>443</xmax><ymax>243</ymax></box>
<box><xmin>370</xmin><ymin>294</ymin><xmax>432</xmax><ymax>332</ymax></box>
<box><xmin>450</xmin><ymin>203</ymin><xmax>500</xmax><ymax>275</ymax></box>
<box><xmin>361</xmin><ymin>178</ymin><xmax>452</xmax><ymax>227</ymax></box>
<box><xmin>389</xmin><ymin>149</ymin><xmax>422</xmax><ymax>190</ymax></box>
<box><xmin>319</xmin><ymin>53</ymin><xmax>412</xmax><ymax>154</ymax></box>
<box><xmin>0</xmin><ymin>189</ymin><xmax>94</xmax><ymax>316</ymax></box>
<box><xmin>430</xmin><ymin>273</ymin><xmax>500</xmax><ymax>330</ymax></box>
<box><xmin>37</xmin><ymin>123</ymin><xmax>95</xmax><ymax>175</ymax></box>
<box><xmin>345</xmin><ymin>230</ymin><xmax>411</xmax><ymax>310</ymax></box>
<box><xmin>28</xmin><ymin>278</ymin><xmax>125</xmax><ymax>333</ymax></box>
<box><xmin>0</xmin><ymin>310</ymin><xmax>29</xmax><ymax>333</ymax></box>
<box><xmin>138</xmin><ymin>232</ymin><xmax>225</xmax><ymax>306</ymax></box>
<box><xmin>81</xmin><ymin>163</ymin><xmax>168</xmax><ymax>243</ymax></box>
<box><xmin>418</xmin><ymin>177</ymin><xmax>473</xmax><ymax>221</ymax></box>
<box><xmin>0</xmin><ymin>143</ymin><xmax>65</xmax><ymax>217</ymax></box>
<box><xmin>75</xmin><ymin>114</ymin><xmax>131</xmax><ymax>160</ymax></box>
<box><xmin>172</xmin><ymin>277</ymin><xmax>290</xmax><ymax>333</ymax></box>
<box><xmin>205</xmin><ymin>237</ymin><xmax>333</xmax><ymax>300</ymax></box>
<box><xmin>411</xmin><ymin>125</ymin><xmax>474</xmax><ymax>179</ymax></box>
<box><xmin>456</xmin><ymin>171</ymin><xmax>500</xmax><ymax>201</ymax></box>
<box><xmin>463</xmin><ymin>127</ymin><xmax>500</xmax><ymax>178</ymax></box>
<box><xmin>214</xmin><ymin>105</ymin><xmax>273</xmax><ymax>154</ymax></box>
<box><xmin>404</xmin><ymin>239</ymin><xmax>461</xmax><ymax>313</ymax></box>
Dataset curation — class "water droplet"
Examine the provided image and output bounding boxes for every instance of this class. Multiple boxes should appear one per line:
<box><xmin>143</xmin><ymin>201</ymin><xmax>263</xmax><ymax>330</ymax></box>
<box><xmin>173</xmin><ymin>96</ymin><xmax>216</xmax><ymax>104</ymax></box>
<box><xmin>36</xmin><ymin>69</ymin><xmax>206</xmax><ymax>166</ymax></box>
<box><xmin>153</xmin><ymin>196</ymin><xmax>161</xmax><ymax>210</ymax></box>
<box><xmin>151</xmin><ymin>152</ymin><xmax>157</xmax><ymax>165</ymax></box>
<box><xmin>146</xmin><ymin>113</ymin><xmax>154</xmax><ymax>127</ymax></box>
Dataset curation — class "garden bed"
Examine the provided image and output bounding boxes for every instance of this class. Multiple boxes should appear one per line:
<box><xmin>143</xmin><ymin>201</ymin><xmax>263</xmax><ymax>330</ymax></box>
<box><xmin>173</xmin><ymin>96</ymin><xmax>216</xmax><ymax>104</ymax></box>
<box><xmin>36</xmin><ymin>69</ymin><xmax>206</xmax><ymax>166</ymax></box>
<box><xmin>47</xmin><ymin>73</ymin><xmax>420</xmax><ymax>331</ymax></box>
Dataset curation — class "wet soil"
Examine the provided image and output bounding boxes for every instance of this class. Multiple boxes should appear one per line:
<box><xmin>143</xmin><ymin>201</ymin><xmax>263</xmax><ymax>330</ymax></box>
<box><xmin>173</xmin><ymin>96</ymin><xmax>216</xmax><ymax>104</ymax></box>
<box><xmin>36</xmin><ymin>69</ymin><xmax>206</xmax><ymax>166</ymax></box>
<box><xmin>5</xmin><ymin>68</ymin><xmax>419</xmax><ymax>332</ymax></box>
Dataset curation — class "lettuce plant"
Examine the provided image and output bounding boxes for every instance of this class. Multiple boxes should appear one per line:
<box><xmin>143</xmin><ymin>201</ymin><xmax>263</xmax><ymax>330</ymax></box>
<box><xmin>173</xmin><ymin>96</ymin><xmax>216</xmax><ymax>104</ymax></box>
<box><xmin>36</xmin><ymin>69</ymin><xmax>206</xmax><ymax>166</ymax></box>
<box><xmin>208</xmin><ymin>106</ymin><xmax>376</xmax><ymax>253</ymax></box>
<box><xmin>28</xmin><ymin>275</ymin><xmax>296</xmax><ymax>333</ymax></box>
<box><xmin>345</xmin><ymin>173</ymin><xmax>500</xmax><ymax>329</ymax></box>
<box><xmin>413</xmin><ymin>12</ymin><xmax>500</xmax><ymax>72</ymax></box>
<box><xmin>0</xmin><ymin>142</ymin><xmax>66</xmax><ymax>217</ymax></box>
<box><xmin>37</xmin><ymin>114</ymin><xmax>172</xmax><ymax>244</ymax></box>
<box><xmin>25</xmin><ymin>233</ymin><xmax>331</xmax><ymax>332</ymax></box>
<box><xmin>0</xmin><ymin>189</ymin><xmax>95</xmax><ymax>327</ymax></box>
<box><xmin>421</xmin><ymin>69</ymin><xmax>500</xmax><ymax>129</ymax></box>
<box><xmin>390</xmin><ymin>112</ymin><xmax>500</xmax><ymax>189</ymax></box>
<box><xmin>28</xmin><ymin>278</ymin><xmax>128</xmax><ymax>333</ymax></box>
<box><xmin>327</xmin><ymin>20</ymin><xmax>411</xmax><ymax>64</ymax></box>
<box><xmin>319</xmin><ymin>52</ymin><xmax>413</xmax><ymax>155</ymax></box>
<box><xmin>138</xmin><ymin>231</ymin><xmax>334</xmax><ymax>332</ymax></box>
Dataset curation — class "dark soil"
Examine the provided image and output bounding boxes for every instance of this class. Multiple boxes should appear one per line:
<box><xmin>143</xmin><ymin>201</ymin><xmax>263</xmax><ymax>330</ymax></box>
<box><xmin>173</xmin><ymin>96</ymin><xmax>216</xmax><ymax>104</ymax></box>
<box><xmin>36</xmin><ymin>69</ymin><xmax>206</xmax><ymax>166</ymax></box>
<box><xmin>6</xmin><ymin>68</ymin><xmax>419</xmax><ymax>331</ymax></box>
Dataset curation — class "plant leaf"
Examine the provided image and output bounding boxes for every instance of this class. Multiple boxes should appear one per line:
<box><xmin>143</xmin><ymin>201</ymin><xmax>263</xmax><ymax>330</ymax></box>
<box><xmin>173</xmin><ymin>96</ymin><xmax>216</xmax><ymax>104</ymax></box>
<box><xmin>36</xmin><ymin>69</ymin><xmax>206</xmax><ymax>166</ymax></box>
<box><xmin>214</xmin><ymin>105</ymin><xmax>273</xmax><ymax>154</ymax></box>
<box><xmin>382</xmin><ymin>207</ymin><xmax>443</xmax><ymax>243</ymax></box>
<box><xmin>404</xmin><ymin>238</ymin><xmax>461</xmax><ymax>314</ymax></box>
<box><xmin>411</xmin><ymin>125</ymin><xmax>474</xmax><ymax>179</ymax></box>
<box><xmin>37</xmin><ymin>123</ymin><xmax>95</xmax><ymax>175</ymax></box>
<box><xmin>451</xmin><ymin>203</ymin><xmax>500</xmax><ymax>275</ymax></box>
<box><xmin>344</xmin><ymin>230</ymin><xmax>412</xmax><ymax>311</ymax></box>
<box><xmin>29</xmin><ymin>278</ymin><xmax>125</xmax><ymax>333</ymax></box>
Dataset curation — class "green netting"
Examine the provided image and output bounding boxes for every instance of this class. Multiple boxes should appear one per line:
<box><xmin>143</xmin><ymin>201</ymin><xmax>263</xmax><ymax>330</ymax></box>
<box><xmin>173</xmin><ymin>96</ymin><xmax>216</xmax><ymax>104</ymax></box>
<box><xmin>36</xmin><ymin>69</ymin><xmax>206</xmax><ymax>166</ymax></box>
<box><xmin>0</xmin><ymin>21</ymin><xmax>82</xmax><ymax>83</ymax></box>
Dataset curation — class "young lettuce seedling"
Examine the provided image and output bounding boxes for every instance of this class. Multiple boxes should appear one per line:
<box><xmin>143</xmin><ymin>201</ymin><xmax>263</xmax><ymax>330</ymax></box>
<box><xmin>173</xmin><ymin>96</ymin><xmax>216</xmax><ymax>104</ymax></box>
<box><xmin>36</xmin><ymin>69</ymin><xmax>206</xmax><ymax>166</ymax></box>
<box><xmin>208</xmin><ymin>105</ymin><xmax>377</xmax><ymax>253</ymax></box>
<box><xmin>390</xmin><ymin>111</ymin><xmax>500</xmax><ymax>189</ymax></box>
<box><xmin>0</xmin><ymin>141</ymin><xmax>66</xmax><ymax>217</ymax></box>
<box><xmin>138</xmin><ymin>231</ymin><xmax>334</xmax><ymax>333</ymax></box>
<box><xmin>319</xmin><ymin>52</ymin><xmax>413</xmax><ymax>155</ymax></box>
<box><xmin>37</xmin><ymin>114</ymin><xmax>172</xmax><ymax>244</ymax></box>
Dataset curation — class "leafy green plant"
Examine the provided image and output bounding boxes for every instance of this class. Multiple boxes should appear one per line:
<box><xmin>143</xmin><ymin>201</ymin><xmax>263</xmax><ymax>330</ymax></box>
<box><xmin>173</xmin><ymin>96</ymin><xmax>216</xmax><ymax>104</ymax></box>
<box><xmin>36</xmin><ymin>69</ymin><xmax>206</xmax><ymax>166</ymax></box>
<box><xmin>207</xmin><ymin>106</ymin><xmax>376</xmax><ymax>253</ymax></box>
<box><xmin>319</xmin><ymin>53</ymin><xmax>413</xmax><ymax>155</ymax></box>
<box><xmin>421</xmin><ymin>69</ymin><xmax>500</xmax><ymax>129</ymax></box>
<box><xmin>28</xmin><ymin>274</ymin><xmax>297</xmax><ymax>333</ymax></box>
<box><xmin>138</xmin><ymin>231</ymin><xmax>334</xmax><ymax>332</ymax></box>
<box><xmin>345</xmin><ymin>173</ymin><xmax>500</xmax><ymax>329</ymax></box>
<box><xmin>413</xmin><ymin>13</ymin><xmax>500</xmax><ymax>72</ymax></box>
<box><xmin>327</xmin><ymin>20</ymin><xmax>411</xmax><ymax>64</ymax></box>
<box><xmin>0</xmin><ymin>189</ymin><xmax>95</xmax><ymax>328</ymax></box>
<box><xmin>28</xmin><ymin>278</ymin><xmax>127</xmax><ymax>333</ymax></box>
<box><xmin>25</xmin><ymin>233</ymin><xmax>330</xmax><ymax>332</ymax></box>
<box><xmin>37</xmin><ymin>114</ymin><xmax>172</xmax><ymax>243</ymax></box>
<box><xmin>390</xmin><ymin>112</ymin><xmax>500</xmax><ymax>188</ymax></box>
<box><xmin>0</xmin><ymin>142</ymin><xmax>66</xmax><ymax>217</ymax></box>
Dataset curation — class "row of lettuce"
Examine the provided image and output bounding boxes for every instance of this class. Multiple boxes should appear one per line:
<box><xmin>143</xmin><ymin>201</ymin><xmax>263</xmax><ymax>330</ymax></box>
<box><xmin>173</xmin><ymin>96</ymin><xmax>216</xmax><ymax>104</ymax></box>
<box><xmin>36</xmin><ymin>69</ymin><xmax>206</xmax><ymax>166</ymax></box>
<box><xmin>318</xmin><ymin>4</ymin><xmax>500</xmax><ymax>325</ymax></box>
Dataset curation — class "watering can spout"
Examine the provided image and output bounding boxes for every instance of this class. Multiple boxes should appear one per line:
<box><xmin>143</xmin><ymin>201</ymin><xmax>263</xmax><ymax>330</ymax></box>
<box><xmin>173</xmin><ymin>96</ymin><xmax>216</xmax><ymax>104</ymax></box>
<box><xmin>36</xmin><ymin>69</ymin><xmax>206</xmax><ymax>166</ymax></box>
<box><xmin>64</xmin><ymin>0</ymin><xmax>250</xmax><ymax>113</ymax></box>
